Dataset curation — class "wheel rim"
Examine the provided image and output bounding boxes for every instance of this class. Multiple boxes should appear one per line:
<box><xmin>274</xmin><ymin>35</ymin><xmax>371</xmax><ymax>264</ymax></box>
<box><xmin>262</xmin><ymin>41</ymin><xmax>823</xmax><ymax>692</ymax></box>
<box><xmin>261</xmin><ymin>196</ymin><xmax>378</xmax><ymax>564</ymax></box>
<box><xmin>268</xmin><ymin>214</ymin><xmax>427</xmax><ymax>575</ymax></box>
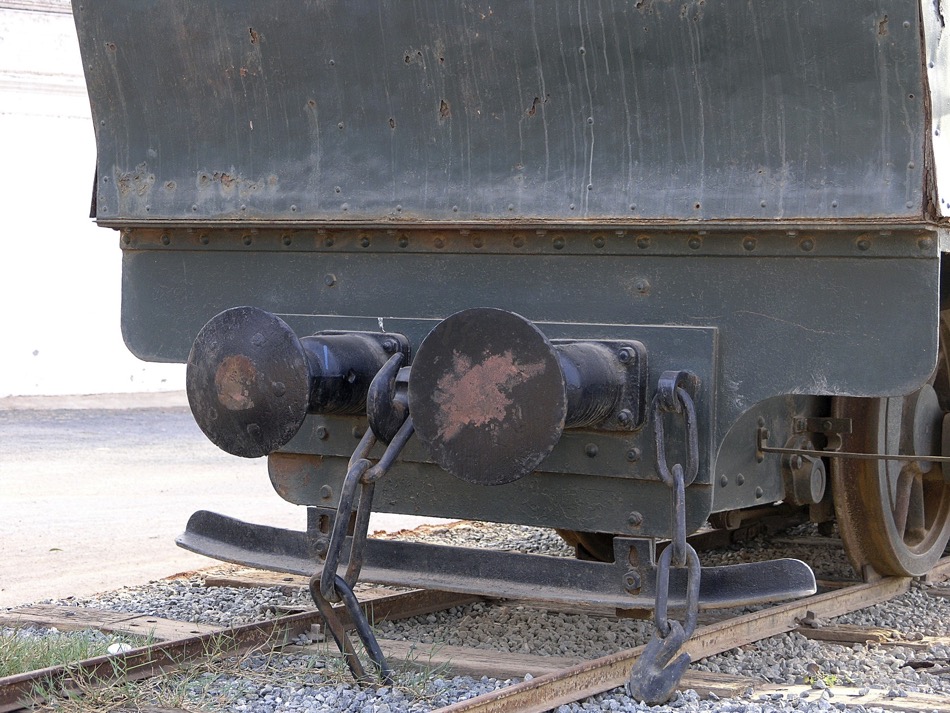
<box><xmin>832</xmin><ymin>316</ymin><xmax>950</xmax><ymax>577</ymax></box>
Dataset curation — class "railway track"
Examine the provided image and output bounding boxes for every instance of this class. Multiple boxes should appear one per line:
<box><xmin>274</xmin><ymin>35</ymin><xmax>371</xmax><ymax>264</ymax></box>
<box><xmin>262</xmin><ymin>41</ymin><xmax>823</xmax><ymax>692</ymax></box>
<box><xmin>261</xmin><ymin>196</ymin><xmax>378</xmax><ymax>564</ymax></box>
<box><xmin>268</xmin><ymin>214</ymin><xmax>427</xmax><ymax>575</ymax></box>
<box><xmin>2</xmin><ymin>528</ymin><xmax>949</xmax><ymax>713</ymax></box>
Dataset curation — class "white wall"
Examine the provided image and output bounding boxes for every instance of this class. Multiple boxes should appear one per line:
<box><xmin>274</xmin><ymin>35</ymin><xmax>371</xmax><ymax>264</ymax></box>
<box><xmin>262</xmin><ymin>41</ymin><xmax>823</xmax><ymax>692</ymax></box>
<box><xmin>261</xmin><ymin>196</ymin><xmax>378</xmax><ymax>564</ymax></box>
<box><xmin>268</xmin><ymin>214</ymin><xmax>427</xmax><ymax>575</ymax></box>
<box><xmin>0</xmin><ymin>2</ymin><xmax>185</xmax><ymax>396</ymax></box>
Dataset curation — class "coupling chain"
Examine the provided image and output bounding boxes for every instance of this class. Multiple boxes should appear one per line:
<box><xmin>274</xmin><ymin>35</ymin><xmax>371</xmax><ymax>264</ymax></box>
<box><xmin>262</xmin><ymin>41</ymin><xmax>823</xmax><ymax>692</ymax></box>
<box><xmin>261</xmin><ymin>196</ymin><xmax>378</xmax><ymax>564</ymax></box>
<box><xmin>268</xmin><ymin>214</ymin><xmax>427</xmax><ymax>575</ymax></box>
<box><xmin>310</xmin><ymin>353</ymin><xmax>413</xmax><ymax>684</ymax></box>
<box><xmin>627</xmin><ymin>370</ymin><xmax>702</xmax><ymax>705</ymax></box>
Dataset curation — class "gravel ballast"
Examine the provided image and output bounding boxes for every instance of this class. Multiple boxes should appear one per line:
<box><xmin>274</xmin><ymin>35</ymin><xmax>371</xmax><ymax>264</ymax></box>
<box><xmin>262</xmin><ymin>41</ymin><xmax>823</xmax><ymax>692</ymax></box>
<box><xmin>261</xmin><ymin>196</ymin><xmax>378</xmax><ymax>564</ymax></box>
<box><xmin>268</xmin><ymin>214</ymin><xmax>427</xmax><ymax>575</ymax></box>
<box><xmin>4</xmin><ymin>520</ymin><xmax>949</xmax><ymax>712</ymax></box>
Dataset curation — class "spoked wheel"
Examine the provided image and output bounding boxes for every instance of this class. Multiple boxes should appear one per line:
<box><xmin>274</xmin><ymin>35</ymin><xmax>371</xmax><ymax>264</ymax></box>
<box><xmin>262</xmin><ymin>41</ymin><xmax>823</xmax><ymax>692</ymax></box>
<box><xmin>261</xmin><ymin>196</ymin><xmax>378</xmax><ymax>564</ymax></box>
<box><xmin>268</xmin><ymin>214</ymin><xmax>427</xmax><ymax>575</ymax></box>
<box><xmin>832</xmin><ymin>316</ymin><xmax>950</xmax><ymax>578</ymax></box>
<box><xmin>555</xmin><ymin>529</ymin><xmax>615</xmax><ymax>562</ymax></box>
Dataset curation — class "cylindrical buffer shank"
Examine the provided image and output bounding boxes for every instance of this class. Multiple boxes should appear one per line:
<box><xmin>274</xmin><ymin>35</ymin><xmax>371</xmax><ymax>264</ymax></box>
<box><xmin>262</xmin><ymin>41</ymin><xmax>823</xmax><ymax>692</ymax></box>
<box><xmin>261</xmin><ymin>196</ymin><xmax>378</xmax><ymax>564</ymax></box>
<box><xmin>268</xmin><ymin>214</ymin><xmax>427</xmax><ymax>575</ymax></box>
<box><xmin>409</xmin><ymin>308</ymin><xmax>645</xmax><ymax>485</ymax></box>
<box><xmin>186</xmin><ymin>306</ymin><xmax>407</xmax><ymax>458</ymax></box>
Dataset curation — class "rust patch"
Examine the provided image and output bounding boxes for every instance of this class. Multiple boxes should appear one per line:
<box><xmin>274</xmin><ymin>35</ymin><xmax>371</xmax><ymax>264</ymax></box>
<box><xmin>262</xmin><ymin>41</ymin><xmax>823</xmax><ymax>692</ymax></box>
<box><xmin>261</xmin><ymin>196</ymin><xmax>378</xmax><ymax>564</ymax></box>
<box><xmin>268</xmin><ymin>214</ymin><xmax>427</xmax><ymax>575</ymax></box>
<box><xmin>439</xmin><ymin>99</ymin><xmax>452</xmax><ymax>119</ymax></box>
<box><xmin>432</xmin><ymin>350</ymin><xmax>546</xmax><ymax>441</ymax></box>
<box><xmin>215</xmin><ymin>354</ymin><xmax>258</xmax><ymax>411</ymax></box>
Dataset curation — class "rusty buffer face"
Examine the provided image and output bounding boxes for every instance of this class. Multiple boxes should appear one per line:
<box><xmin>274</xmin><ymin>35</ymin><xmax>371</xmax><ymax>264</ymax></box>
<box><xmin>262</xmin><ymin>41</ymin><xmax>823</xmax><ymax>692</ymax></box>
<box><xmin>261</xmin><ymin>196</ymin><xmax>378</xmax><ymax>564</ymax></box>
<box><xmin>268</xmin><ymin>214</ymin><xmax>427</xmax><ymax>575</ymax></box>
<box><xmin>186</xmin><ymin>307</ymin><xmax>311</xmax><ymax>458</ymax></box>
<box><xmin>408</xmin><ymin>308</ymin><xmax>567</xmax><ymax>485</ymax></box>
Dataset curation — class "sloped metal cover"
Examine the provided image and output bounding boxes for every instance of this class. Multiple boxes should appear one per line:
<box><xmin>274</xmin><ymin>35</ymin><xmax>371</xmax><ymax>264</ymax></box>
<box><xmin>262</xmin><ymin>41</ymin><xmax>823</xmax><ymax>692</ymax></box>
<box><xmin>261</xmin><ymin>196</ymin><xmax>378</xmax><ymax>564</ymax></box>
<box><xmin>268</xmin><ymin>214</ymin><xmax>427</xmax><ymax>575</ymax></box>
<box><xmin>76</xmin><ymin>1</ymin><xmax>927</xmax><ymax>223</ymax></box>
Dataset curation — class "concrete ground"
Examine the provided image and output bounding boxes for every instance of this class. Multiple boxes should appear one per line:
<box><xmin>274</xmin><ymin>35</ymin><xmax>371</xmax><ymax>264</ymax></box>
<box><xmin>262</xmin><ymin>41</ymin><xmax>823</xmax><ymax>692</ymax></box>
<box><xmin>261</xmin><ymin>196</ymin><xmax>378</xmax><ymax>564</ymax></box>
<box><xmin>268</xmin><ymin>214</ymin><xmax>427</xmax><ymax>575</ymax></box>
<box><xmin>0</xmin><ymin>392</ymin><xmax>448</xmax><ymax>607</ymax></box>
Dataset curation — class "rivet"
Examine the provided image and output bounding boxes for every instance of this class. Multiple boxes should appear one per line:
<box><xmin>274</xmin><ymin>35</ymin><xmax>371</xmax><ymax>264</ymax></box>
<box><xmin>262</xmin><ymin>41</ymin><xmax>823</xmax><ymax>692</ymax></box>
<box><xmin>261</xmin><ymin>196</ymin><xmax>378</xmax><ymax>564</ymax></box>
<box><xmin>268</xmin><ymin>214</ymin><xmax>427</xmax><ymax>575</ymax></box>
<box><xmin>382</xmin><ymin>339</ymin><xmax>398</xmax><ymax>353</ymax></box>
<box><xmin>759</xmin><ymin>200</ymin><xmax>767</xmax><ymax>208</ymax></box>
<box><xmin>395</xmin><ymin>204</ymin><xmax>402</xmax><ymax>212</ymax></box>
<box><xmin>617</xmin><ymin>409</ymin><xmax>632</xmax><ymax>426</ymax></box>
<box><xmin>919</xmin><ymin>237</ymin><xmax>934</xmax><ymax>251</ymax></box>
<box><xmin>637</xmin><ymin>236</ymin><xmax>650</xmax><ymax>249</ymax></box>
<box><xmin>831</xmin><ymin>200</ymin><xmax>838</xmax><ymax>208</ymax></box>
<box><xmin>247</xmin><ymin>423</ymin><xmax>262</xmax><ymax>440</ymax></box>
<box><xmin>800</xmin><ymin>238</ymin><xmax>814</xmax><ymax>252</ymax></box>
<box><xmin>352</xmin><ymin>426</ymin><xmax>364</xmax><ymax>439</ymax></box>
<box><xmin>243</xmin><ymin>235</ymin><xmax>252</xmax><ymax>246</ymax></box>
<box><xmin>452</xmin><ymin>205</ymin><xmax>459</xmax><ymax>212</ymax></box>
<box><xmin>688</xmin><ymin>237</ymin><xmax>702</xmax><ymax>250</ymax></box>
<box><xmin>553</xmin><ymin>237</ymin><xmax>565</xmax><ymax>250</ymax></box>
<box><xmin>360</xmin><ymin>236</ymin><xmax>371</xmax><ymax>248</ymax></box>
<box><xmin>191</xmin><ymin>204</ymin><xmax>198</xmax><ymax>211</ymax></box>
<box><xmin>508</xmin><ymin>203</ymin><xmax>515</xmax><ymax>212</ymax></box>
<box><xmin>623</xmin><ymin>571</ymin><xmax>641</xmax><ymax>591</ymax></box>
<box><xmin>473</xmin><ymin>236</ymin><xmax>483</xmax><ymax>248</ymax></box>
<box><xmin>325</xmin><ymin>274</ymin><xmax>336</xmax><ymax>286</ymax></box>
<box><xmin>240</xmin><ymin>204</ymin><xmax>247</xmax><ymax>211</ymax></box>
<box><xmin>569</xmin><ymin>203</ymin><xmax>576</xmax><ymax>211</ymax></box>
<box><xmin>513</xmin><ymin>236</ymin><xmax>525</xmax><ymax>248</ymax></box>
<box><xmin>434</xmin><ymin>237</ymin><xmax>445</xmax><ymax>248</ymax></box>
<box><xmin>324</xmin><ymin>236</ymin><xmax>334</xmax><ymax>247</ymax></box>
<box><xmin>398</xmin><ymin>237</ymin><xmax>409</xmax><ymax>248</ymax></box>
<box><xmin>272</xmin><ymin>382</ymin><xmax>285</xmax><ymax>397</ymax></box>
<box><xmin>160</xmin><ymin>234</ymin><xmax>170</xmax><ymax>245</ymax></box>
<box><xmin>857</xmin><ymin>238</ymin><xmax>871</xmax><ymax>251</ymax></box>
<box><xmin>736</xmin><ymin>473</ymin><xmax>745</xmax><ymax>486</ymax></box>
<box><xmin>754</xmin><ymin>486</ymin><xmax>764</xmax><ymax>499</ymax></box>
<box><xmin>626</xmin><ymin>448</ymin><xmax>641</xmax><ymax>462</ymax></box>
<box><xmin>618</xmin><ymin>348</ymin><xmax>633</xmax><ymax>363</ymax></box>
<box><xmin>290</xmin><ymin>204</ymin><xmax>297</xmax><ymax>212</ymax></box>
<box><xmin>593</xmin><ymin>236</ymin><xmax>605</xmax><ymax>248</ymax></box>
<box><xmin>634</xmin><ymin>278</ymin><xmax>650</xmax><ymax>294</ymax></box>
<box><xmin>122</xmin><ymin>232</ymin><xmax>132</xmax><ymax>245</ymax></box>
<box><xmin>743</xmin><ymin>237</ymin><xmax>757</xmax><ymax>251</ymax></box>
<box><xmin>283</xmin><ymin>234</ymin><xmax>292</xmax><ymax>246</ymax></box>
<box><xmin>199</xmin><ymin>234</ymin><xmax>209</xmax><ymax>245</ymax></box>
<box><xmin>587</xmin><ymin>116</ymin><xmax>594</xmax><ymax>125</ymax></box>
<box><xmin>341</xmin><ymin>203</ymin><xmax>349</xmax><ymax>211</ymax></box>
<box><xmin>338</xmin><ymin>122</ymin><xmax>344</xmax><ymax>129</ymax></box>
<box><xmin>584</xmin><ymin>443</ymin><xmax>599</xmax><ymax>458</ymax></box>
<box><xmin>334</xmin><ymin>186</ymin><xmax>342</xmax><ymax>193</ymax></box>
<box><xmin>906</xmin><ymin>201</ymin><xmax>914</xmax><ymax>209</ymax></box>
<box><xmin>720</xmin><ymin>475</ymin><xmax>729</xmax><ymax>487</ymax></box>
<box><xmin>627</xmin><ymin>511</ymin><xmax>643</xmax><ymax>527</ymax></box>
<box><xmin>316</xmin><ymin>426</ymin><xmax>329</xmax><ymax>440</ymax></box>
<box><xmin>319</xmin><ymin>485</ymin><xmax>333</xmax><ymax>500</ymax></box>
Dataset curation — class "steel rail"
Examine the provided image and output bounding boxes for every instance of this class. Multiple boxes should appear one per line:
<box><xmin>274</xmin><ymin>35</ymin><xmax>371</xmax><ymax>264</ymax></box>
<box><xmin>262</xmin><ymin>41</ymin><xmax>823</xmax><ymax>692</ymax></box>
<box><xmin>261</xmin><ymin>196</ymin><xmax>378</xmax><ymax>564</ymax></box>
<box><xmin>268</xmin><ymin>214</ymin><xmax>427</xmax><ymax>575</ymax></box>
<box><xmin>432</xmin><ymin>563</ymin><xmax>949</xmax><ymax>713</ymax></box>
<box><xmin>0</xmin><ymin>589</ymin><xmax>475</xmax><ymax>713</ymax></box>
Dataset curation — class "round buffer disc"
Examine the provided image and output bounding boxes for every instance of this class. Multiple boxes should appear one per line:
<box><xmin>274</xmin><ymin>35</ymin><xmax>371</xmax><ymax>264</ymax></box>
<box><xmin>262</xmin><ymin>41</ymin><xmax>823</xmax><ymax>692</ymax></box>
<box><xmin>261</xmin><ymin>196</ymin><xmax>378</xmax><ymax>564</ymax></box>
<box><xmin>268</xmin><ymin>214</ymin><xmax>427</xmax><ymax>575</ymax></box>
<box><xmin>408</xmin><ymin>308</ymin><xmax>567</xmax><ymax>485</ymax></box>
<box><xmin>186</xmin><ymin>306</ymin><xmax>311</xmax><ymax>458</ymax></box>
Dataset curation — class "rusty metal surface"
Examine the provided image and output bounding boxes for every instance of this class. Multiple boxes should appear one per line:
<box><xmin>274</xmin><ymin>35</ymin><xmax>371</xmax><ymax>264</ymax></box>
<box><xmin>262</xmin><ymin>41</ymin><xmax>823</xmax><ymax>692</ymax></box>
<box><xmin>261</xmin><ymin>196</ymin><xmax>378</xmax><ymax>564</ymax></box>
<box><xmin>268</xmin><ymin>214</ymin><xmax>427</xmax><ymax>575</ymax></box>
<box><xmin>186</xmin><ymin>307</ymin><xmax>311</xmax><ymax>458</ymax></box>
<box><xmin>186</xmin><ymin>306</ymin><xmax>409</xmax><ymax>457</ymax></box>
<box><xmin>75</xmin><ymin>1</ymin><xmax>929</xmax><ymax>223</ymax></box>
<box><xmin>0</xmin><ymin>589</ymin><xmax>475</xmax><ymax>713</ymax></box>
<box><xmin>408</xmin><ymin>308</ymin><xmax>567</xmax><ymax>485</ymax></box>
<box><xmin>430</xmin><ymin>574</ymin><xmax>916</xmax><ymax>713</ymax></box>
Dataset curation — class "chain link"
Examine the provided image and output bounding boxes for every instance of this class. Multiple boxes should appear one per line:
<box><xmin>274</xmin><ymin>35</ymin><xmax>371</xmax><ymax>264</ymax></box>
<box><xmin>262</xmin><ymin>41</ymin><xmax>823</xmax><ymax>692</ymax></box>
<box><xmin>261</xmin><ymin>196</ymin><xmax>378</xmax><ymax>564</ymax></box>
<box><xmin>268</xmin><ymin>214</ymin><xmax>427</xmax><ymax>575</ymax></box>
<box><xmin>628</xmin><ymin>370</ymin><xmax>702</xmax><ymax>705</ymax></box>
<box><xmin>312</xmin><ymin>358</ymin><xmax>413</xmax><ymax>683</ymax></box>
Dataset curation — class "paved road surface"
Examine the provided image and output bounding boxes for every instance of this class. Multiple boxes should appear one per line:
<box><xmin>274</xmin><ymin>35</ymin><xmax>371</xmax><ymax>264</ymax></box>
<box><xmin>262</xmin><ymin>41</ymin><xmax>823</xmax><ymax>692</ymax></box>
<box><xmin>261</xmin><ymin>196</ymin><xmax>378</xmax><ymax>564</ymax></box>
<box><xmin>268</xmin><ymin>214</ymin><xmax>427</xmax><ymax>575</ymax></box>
<box><xmin>0</xmin><ymin>393</ymin><xmax>445</xmax><ymax>607</ymax></box>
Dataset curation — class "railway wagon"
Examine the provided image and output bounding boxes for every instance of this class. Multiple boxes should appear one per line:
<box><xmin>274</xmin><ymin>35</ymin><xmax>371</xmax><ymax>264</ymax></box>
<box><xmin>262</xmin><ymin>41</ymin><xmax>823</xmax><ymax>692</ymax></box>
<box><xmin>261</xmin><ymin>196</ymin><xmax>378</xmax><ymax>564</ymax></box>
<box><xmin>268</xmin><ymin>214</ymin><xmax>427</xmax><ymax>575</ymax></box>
<box><xmin>75</xmin><ymin>0</ymin><xmax>949</xmax><ymax>700</ymax></box>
